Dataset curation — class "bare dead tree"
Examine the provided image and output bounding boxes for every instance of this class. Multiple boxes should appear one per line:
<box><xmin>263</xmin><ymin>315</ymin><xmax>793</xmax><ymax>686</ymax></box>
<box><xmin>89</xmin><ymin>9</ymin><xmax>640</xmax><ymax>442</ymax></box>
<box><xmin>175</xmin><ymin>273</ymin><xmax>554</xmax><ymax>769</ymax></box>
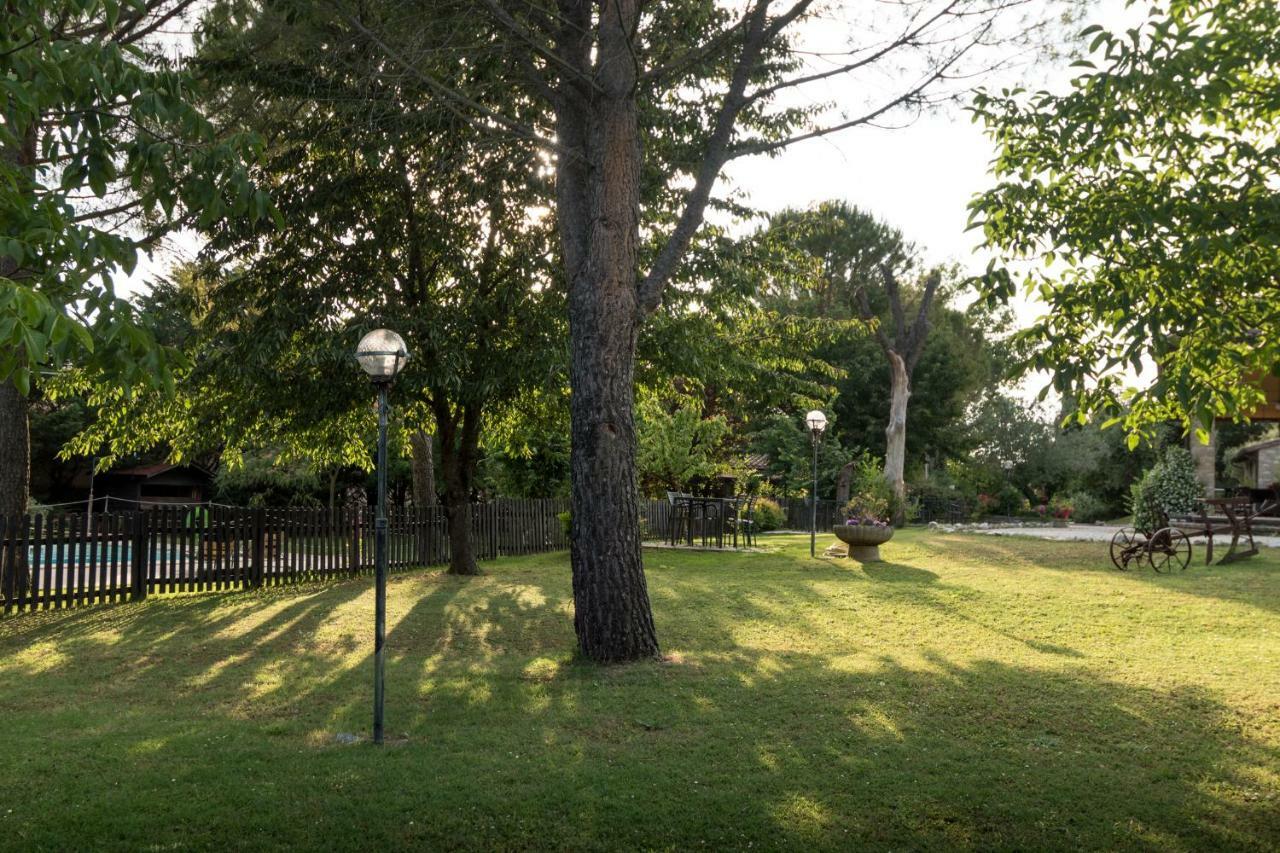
<box><xmin>856</xmin><ymin>267</ymin><xmax>942</xmax><ymax>521</ymax></box>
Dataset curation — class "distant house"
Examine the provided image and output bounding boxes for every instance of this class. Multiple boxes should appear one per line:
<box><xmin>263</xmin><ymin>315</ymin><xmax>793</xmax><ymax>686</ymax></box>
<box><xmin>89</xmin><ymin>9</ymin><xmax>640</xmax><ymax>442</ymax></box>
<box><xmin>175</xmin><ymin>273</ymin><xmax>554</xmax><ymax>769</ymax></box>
<box><xmin>1194</xmin><ymin>375</ymin><xmax>1280</xmax><ymax>493</ymax></box>
<box><xmin>89</xmin><ymin>464</ymin><xmax>213</xmax><ymax>510</ymax></box>
<box><xmin>1233</xmin><ymin>439</ymin><xmax>1280</xmax><ymax>491</ymax></box>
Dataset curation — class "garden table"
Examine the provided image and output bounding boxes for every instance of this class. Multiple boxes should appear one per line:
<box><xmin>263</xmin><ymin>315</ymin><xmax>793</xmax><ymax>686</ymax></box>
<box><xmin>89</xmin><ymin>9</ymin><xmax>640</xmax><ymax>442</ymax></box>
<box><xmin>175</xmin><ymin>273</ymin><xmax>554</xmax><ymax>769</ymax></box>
<box><xmin>667</xmin><ymin>495</ymin><xmax>735</xmax><ymax>548</ymax></box>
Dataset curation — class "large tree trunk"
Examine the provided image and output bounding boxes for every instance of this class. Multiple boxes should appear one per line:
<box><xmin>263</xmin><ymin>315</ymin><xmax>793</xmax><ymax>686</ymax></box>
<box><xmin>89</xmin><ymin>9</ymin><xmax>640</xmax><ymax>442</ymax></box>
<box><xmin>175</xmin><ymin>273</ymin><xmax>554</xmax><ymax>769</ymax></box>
<box><xmin>435</xmin><ymin>405</ymin><xmax>480</xmax><ymax>576</ymax></box>
<box><xmin>0</xmin><ymin>380</ymin><xmax>30</xmax><ymax>601</ymax></box>
<box><xmin>410</xmin><ymin>429</ymin><xmax>437</xmax><ymax>566</ymax></box>
<box><xmin>0</xmin><ymin>386</ymin><xmax>28</xmax><ymax>525</ymax></box>
<box><xmin>2</xmin><ymin>111</ymin><xmax>36</xmax><ymax>600</ymax></box>
<box><xmin>556</xmin><ymin>0</ymin><xmax>659</xmax><ymax>663</ymax></box>
<box><xmin>410</xmin><ymin>430</ymin><xmax>436</xmax><ymax>508</ymax></box>
<box><xmin>441</xmin><ymin>487</ymin><xmax>477</xmax><ymax>576</ymax></box>
<box><xmin>884</xmin><ymin>350</ymin><xmax>910</xmax><ymax>524</ymax></box>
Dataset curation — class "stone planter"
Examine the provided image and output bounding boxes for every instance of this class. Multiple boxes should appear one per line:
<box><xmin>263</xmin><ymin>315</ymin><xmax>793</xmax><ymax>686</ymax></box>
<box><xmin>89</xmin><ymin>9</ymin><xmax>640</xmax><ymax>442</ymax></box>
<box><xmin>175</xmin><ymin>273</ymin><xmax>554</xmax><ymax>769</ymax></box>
<box><xmin>1051</xmin><ymin>519</ymin><xmax>1070</xmax><ymax>528</ymax></box>
<box><xmin>832</xmin><ymin>524</ymin><xmax>895</xmax><ymax>562</ymax></box>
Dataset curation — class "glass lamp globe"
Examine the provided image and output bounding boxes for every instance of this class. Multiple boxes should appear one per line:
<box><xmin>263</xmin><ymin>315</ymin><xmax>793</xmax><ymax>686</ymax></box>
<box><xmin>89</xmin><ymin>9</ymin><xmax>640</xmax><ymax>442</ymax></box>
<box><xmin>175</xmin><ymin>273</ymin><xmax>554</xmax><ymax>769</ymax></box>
<box><xmin>355</xmin><ymin>329</ymin><xmax>409</xmax><ymax>382</ymax></box>
<box><xmin>805</xmin><ymin>409</ymin><xmax>828</xmax><ymax>434</ymax></box>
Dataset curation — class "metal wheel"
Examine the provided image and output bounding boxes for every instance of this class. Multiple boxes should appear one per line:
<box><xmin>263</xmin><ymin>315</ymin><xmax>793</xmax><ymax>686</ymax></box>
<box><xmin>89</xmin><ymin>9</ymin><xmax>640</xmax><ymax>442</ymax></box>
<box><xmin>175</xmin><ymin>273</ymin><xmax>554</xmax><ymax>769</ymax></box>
<box><xmin>1147</xmin><ymin>528</ymin><xmax>1192</xmax><ymax>573</ymax></box>
<box><xmin>1109</xmin><ymin>527</ymin><xmax>1143</xmax><ymax>571</ymax></box>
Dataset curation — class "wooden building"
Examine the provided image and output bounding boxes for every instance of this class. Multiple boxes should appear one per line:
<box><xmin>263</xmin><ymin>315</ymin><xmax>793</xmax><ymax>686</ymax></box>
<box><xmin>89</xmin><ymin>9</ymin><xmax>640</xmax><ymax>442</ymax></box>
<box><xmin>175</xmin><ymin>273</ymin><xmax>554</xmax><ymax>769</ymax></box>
<box><xmin>87</xmin><ymin>463</ymin><xmax>213</xmax><ymax>510</ymax></box>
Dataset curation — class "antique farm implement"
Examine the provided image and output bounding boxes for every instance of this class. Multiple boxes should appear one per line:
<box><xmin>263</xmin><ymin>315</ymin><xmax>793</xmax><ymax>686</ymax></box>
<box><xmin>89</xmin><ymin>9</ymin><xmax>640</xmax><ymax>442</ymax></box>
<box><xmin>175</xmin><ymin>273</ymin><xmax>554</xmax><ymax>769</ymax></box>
<box><xmin>1109</xmin><ymin>495</ymin><xmax>1272</xmax><ymax>573</ymax></box>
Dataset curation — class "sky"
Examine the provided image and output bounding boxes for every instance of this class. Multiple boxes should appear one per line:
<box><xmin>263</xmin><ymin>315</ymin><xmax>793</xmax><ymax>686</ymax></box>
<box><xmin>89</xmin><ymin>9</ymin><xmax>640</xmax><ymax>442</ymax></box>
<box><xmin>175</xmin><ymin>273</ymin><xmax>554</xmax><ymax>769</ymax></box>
<box><xmin>725</xmin><ymin>0</ymin><xmax>1142</xmax><ymax>266</ymax></box>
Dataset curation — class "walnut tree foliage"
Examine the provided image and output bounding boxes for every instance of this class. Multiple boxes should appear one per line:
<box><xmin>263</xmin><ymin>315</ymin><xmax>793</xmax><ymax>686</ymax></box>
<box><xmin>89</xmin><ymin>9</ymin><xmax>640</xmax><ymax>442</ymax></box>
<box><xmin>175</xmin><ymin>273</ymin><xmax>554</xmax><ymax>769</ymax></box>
<box><xmin>0</xmin><ymin>0</ymin><xmax>271</xmax><ymax>394</ymax></box>
<box><xmin>970</xmin><ymin>0</ymin><xmax>1280</xmax><ymax>447</ymax></box>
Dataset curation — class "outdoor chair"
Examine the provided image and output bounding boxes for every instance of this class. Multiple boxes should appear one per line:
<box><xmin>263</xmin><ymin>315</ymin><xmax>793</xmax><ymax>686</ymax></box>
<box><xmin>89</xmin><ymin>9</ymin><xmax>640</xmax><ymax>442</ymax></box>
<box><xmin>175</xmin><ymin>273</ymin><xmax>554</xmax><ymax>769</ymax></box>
<box><xmin>666</xmin><ymin>491</ymin><xmax>690</xmax><ymax>545</ymax></box>
<box><xmin>727</xmin><ymin>496</ymin><xmax>756</xmax><ymax>548</ymax></box>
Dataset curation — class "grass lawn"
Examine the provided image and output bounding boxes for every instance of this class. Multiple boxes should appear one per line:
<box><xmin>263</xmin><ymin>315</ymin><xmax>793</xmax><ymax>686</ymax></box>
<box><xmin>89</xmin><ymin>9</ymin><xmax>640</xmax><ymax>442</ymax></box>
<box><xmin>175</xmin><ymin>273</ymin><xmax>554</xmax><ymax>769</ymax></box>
<box><xmin>1</xmin><ymin>530</ymin><xmax>1277</xmax><ymax>851</ymax></box>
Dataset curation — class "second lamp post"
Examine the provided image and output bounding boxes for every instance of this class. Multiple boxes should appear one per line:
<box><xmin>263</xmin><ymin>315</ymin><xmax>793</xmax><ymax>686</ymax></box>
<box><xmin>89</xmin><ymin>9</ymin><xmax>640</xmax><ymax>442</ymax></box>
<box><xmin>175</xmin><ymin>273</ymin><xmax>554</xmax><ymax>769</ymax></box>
<box><xmin>806</xmin><ymin>409</ymin><xmax>828</xmax><ymax>557</ymax></box>
<box><xmin>355</xmin><ymin>328</ymin><xmax>409</xmax><ymax>745</ymax></box>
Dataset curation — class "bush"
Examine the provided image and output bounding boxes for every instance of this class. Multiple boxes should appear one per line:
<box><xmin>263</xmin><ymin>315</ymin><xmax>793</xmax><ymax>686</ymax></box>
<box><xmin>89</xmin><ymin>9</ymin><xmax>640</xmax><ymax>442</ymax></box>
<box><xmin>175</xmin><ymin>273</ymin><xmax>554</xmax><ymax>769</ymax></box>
<box><xmin>1130</xmin><ymin>448</ymin><xmax>1202</xmax><ymax>533</ymax></box>
<box><xmin>842</xmin><ymin>454</ymin><xmax>904</xmax><ymax>525</ymax></box>
<box><xmin>978</xmin><ymin>484</ymin><xmax>1026</xmax><ymax>517</ymax></box>
<box><xmin>557</xmin><ymin>511</ymin><xmax>571</xmax><ymax>538</ymax></box>
<box><xmin>752</xmin><ymin>497</ymin><xmax>785</xmax><ymax>532</ymax></box>
<box><xmin>1060</xmin><ymin>490</ymin><xmax>1108</xmax><ymax>523</ymax></box>
<box><xmin>841</xmin><ymin>488</ymin><xmax>891</xmax><ymax>525</ymax></box>
<box><xmin>1048</xmin><ymin>494</ymin><xmax>1074</xmax><ymax>520</ymax></box>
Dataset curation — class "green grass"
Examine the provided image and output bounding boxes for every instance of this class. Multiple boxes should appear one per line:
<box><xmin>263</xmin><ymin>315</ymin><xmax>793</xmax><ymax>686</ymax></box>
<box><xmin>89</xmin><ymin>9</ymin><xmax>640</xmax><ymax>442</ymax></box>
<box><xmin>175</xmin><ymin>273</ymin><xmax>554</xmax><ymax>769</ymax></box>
<box><xmin>1</xmin><ymin>530</ymin><xmax>1277</xmax><ymax>850</ymax></box>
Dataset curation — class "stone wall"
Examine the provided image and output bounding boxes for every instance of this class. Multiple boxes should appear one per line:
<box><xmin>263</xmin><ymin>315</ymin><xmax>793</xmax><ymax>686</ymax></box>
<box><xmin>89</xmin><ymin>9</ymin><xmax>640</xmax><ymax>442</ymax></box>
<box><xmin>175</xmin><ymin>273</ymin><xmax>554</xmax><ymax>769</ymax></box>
<box><xmin>1258</xmin><ymin>445</ymin><xmax>1280</xmax><ymax>488</ymax></box>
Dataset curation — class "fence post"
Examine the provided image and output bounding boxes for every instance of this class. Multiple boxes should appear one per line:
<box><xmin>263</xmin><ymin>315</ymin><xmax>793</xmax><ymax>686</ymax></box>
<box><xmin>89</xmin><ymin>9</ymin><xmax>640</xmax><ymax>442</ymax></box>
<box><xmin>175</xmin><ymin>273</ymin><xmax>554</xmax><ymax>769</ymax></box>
<box><xmin>252</xmin><ymin>508</ymin><xmax>266</xmax><ymax>588</ymax></box>
<box><xmin>1</xmin><ymin>514</ymin><xmax>15</xmax><ymax>615</ymax></box>
<box><xmin>489</xmin><ymin>502</ymin><xmax>498</xmax><ymax>559</ymax></box>
<box><xmin>131</xmin><ymin>512</ymin><xmax>149</xmax><ymax>601</ymax></box>
<box><xmin>350</xmin><ymin>509</ymin><xmax>362</xmax><ymax>574</ymax></box>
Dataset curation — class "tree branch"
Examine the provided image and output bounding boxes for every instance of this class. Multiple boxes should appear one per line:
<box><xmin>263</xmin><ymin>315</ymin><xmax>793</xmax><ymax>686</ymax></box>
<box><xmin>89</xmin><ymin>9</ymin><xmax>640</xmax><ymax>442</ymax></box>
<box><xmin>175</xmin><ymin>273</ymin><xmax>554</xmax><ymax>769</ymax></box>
<box><xmin>335</xmin><ymin>3</ymin><xmax>574</xmax><ymax>161</ymax></box>
<box><xmin>636</xmin><ymin>0</ymin><xmax>815</xmax><ymax>316</ymax></box>
<box><xmin>477</xmin><ymin>0</ymin><xmax>601</xmax><ymax>95</ymax></box>
<box><xmin>905</xmin><ymin>269</ymin><xmax>941</xmax><ymax>372</ymax></box>
<box><xmin>854</xmin><ymin>285</ymin><xmax>893</xmax><ymax>356</ymax></box>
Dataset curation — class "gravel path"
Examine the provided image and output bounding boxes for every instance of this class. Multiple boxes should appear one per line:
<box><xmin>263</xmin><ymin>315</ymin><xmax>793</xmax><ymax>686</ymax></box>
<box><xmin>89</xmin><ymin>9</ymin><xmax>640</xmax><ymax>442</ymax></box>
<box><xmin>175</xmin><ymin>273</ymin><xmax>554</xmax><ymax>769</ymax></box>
<box><xmin>961</xmin><ymin>523</ymin><xmax>1280</xmax><ymax>550</ymax></box>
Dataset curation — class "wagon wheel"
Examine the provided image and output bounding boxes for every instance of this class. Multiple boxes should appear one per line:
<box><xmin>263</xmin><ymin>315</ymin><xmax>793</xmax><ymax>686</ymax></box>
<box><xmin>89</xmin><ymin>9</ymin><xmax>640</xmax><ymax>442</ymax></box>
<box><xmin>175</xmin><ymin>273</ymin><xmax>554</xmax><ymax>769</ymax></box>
<box><xmin>1109</xmin><ymin>527</ymin><xmax>1143</xmax><ymax>571</ymax></box>
<box><xmin>1147</xmin><ymin>528</ymin><xmax>1192</xmax><ymax>574</ymax></box>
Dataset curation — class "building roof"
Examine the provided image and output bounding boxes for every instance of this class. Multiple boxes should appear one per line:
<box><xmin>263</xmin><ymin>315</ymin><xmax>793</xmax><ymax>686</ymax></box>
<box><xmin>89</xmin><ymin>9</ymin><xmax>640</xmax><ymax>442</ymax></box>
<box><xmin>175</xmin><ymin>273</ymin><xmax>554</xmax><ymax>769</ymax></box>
<box><xmin>102</xmin><ymin>463</ymin><xmax>212</xmax><ymax>480</ymax></box>
<box><xmin>743</xmin><ymin>453</ymin><xmax>771</xmax><ymax>471</ymax></box>
<box><xmin>1233</xmin><ymin>438</ymin><xmax>1280</xmax><ymax>461</ymax></box>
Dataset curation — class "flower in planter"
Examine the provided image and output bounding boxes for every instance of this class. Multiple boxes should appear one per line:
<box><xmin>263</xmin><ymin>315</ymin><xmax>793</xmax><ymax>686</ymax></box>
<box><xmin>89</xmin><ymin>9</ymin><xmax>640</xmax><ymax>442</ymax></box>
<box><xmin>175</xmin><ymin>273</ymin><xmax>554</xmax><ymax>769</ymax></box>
<box><xmin>1035</xmin><ymin>503</ymin><xmax>1048</xmax><ymax>517</ymax></box>
<box><xmin>844</xmin><ymin>516</ymin><xmax>890</xmax><ymax>529</ymax></box>
<box><xmin>841</xmin><ymin>488</ymin><xmax>892</xmax><ymax>528</ymax></box>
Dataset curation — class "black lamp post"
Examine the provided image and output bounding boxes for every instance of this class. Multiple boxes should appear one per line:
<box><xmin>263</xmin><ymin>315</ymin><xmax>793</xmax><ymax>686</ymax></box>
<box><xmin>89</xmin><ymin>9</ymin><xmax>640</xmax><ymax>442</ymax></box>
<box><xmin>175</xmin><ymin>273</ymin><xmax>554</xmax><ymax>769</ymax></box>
<box><xmin>355</xmin><ymin>328</ymin><xmax>408</xmax><ymax>745</ymax></box>
<box><xmin>805</xmin><ymin>409</ymin><xmax>828</xmax><ymax>557</ymax></box>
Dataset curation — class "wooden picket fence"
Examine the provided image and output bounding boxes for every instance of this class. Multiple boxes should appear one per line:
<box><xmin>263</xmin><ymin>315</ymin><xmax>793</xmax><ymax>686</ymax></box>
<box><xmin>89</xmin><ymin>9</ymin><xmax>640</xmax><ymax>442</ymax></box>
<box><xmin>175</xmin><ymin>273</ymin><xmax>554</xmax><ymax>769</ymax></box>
<box><xmin>0</xmin><ymin>498</ymin><xmax>575</xmax><ymax>616</ymax></box>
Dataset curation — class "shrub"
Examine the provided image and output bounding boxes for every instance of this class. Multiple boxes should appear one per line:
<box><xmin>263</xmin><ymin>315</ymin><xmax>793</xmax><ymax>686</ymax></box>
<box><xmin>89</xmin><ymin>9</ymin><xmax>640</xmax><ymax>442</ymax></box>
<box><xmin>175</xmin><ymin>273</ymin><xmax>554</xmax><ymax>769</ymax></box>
<box><xmin>752</xmin><ymin>497</ymin><xmax>785</xmax><ymax>532</ymax></box>
<box><xmin>557</xmin><ymin>511</ymin><xmax>571</xmax><ymax>538</ymax></box>
<box><xmin>1130</xmin><ymin>448</ymin><xmax>1202</xmax><ymax>533</ymax></box>
<box><xmin>981</xmin><ymin>483</ymin><xmax>1025</xmax><ymax>517</ymax></box>
<box><xmin>1061</xmin><ymin>490</ymin><xmax>1108</xmax><ymax>523</ymax></box>
<box><xmin>842</xmin><ymin>454</ymin><xmax>905</xmax><ymax>525</ymax></box>
<box><xmin>842</xmin><ymin>491</ymin><xmax>891</xmax><ymax>526</ymax></box>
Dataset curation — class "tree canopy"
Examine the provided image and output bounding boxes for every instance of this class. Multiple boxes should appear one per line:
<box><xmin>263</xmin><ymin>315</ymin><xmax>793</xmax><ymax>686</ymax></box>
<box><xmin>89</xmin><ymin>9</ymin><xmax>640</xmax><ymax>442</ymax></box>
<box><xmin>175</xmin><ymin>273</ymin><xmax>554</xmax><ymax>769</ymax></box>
<box><xmin>971</xmin><ymin>0</ymin><xmax>1280</xmax><ymax>446</ymax></box>
<box><xmin>1</xmin><ymin>0</ymin><xmax>270</xmax><ymax>392</ymax></box>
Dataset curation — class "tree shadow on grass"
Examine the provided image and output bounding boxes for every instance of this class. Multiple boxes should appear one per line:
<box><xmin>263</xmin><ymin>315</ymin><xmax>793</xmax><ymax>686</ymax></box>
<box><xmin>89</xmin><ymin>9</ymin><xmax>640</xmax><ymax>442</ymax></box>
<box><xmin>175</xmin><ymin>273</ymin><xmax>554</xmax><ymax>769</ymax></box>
<box><xmin>859</xmin><ymin>561</ymin><xmax>939</xmax><ymax>584</ymax></box>
<box><xmin>0</xmin><ymin>556</ymin><xmax>1277</xmax><ymax>850</ymax></box>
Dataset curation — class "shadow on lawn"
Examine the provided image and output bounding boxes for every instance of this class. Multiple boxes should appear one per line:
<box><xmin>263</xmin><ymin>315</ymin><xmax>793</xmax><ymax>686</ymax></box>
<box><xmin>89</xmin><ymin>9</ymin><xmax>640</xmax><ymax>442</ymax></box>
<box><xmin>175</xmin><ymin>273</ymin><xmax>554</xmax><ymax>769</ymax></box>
<box><xmin>0</xmin><ymin>554</ymin><xmax>1277</xmax><ymax>849</ymax></box>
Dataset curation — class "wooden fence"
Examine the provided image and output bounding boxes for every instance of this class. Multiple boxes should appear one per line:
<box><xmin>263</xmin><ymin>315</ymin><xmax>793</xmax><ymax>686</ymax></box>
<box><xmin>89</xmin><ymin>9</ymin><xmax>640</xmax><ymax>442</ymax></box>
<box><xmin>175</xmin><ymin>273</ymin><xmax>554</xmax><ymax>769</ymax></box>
<box><xmin>0</xmin><ymin>498</ymin><xmax>573</xmax><ymax>616</ymax></box>
<box><xmin>783</xmin><ymin>498</ymin><xmax>843</xmax><ymax>532</ymax></box>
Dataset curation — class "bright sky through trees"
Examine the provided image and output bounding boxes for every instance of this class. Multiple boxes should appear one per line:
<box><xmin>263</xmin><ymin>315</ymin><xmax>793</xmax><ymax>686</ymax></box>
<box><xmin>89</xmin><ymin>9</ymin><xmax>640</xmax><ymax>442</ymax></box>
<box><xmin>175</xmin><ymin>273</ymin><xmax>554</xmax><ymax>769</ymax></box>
<box><xmin>121</xmin><ymin>0</ymin><xmax>1141</xmax><ymax>312</ymax></box>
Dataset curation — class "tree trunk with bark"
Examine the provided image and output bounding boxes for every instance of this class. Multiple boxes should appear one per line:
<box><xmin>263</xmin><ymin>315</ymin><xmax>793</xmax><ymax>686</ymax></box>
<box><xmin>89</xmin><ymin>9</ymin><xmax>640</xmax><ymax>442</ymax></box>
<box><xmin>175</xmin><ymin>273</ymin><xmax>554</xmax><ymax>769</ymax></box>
<box><xmin>0</xmin><ymin>380</ymin><xmax>30</xmax><ymax>600</ymax></box>
<box><xmin>410</xmin><ymin>428</ymin><xmax>438</xmax><ymax>566</ymax></box>
<box><xmin>553</xmin><ymin>0</ymin><xmax>660</xmax><ymax>663</ymax></box>
<box><xmin>1</xmin><ymin>111</ymin><xmax>36</xmax><ymax>599</ymax></box>
<box><xmin>435</xmin><ymin>402</ymin><xmax>481</xmax><ymax>576</ymax></box>
<box><xmin>410</xmin><ymin>430</ymin><xmax>436</xmax><ymax>508</ymax></box>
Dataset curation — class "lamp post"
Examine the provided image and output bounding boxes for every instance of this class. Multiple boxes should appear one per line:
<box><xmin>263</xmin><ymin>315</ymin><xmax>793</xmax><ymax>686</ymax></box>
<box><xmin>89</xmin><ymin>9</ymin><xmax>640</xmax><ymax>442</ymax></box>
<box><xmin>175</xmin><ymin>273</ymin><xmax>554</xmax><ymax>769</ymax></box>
<box><xmin>805</xmin><ymin>409</ymin><xmax>828</xmax><ymax>557</ymax></box>
<box><xmin>355</xmin><ymin>328</ymin><xmax>409</xmax><ymax>745</ymax></box>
